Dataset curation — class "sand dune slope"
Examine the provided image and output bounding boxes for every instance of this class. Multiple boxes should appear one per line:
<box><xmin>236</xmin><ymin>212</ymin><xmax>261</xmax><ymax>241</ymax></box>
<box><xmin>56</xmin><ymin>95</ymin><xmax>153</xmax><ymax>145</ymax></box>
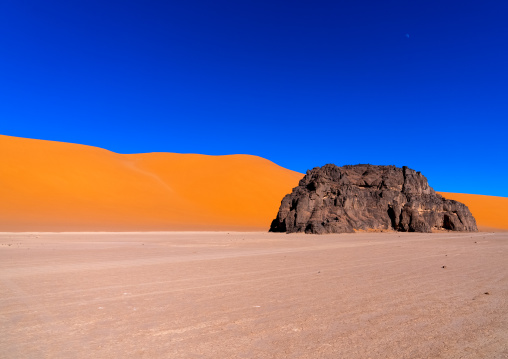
<box><xmin>438</xmin><ymin>192</ymin><xmax>508</xmax><ymax>231</ymax></box>
<box><xmin>0</xmin><ymin>135</ymin><xmax>302</xmax><ymax>231</ymax></box>
<box><xmin>1</xmin><ymin>135</ymin><xmax>506</xmax><ymax>231</ymax></box>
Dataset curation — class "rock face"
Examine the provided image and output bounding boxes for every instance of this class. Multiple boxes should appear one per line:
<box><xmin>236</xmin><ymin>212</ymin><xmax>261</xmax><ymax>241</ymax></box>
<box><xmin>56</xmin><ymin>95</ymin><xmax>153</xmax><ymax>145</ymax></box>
<box><xmin>270</xmin><ymin>164</ymin><xmax>478</xmax><ymax>234</ymax></box>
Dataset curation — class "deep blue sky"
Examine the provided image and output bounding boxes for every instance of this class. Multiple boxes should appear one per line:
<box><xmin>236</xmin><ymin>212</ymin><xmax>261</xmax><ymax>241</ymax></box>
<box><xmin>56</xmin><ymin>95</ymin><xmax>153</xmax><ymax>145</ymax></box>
<box><xmin>1</xmin><ymin>0</ymin><xmax>507</xmax><ymax>196</ymax></box>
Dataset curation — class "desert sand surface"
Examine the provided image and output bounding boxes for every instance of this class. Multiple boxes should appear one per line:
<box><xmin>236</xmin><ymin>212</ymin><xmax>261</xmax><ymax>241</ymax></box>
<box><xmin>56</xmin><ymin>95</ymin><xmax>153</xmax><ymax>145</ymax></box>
<box><xmin>0</xmin><ymin>135</ymin><xmax>302</xmax><ymax>231</ymax></box>
<box><xmin>1</xmin><ymin>231</ymin><xmax>507</xmax><ymax>358</ymax></box>
<box><xmin>1</xmin><ymin>135</ymin><xmax>507</xmax><ymax>232</ymax></box>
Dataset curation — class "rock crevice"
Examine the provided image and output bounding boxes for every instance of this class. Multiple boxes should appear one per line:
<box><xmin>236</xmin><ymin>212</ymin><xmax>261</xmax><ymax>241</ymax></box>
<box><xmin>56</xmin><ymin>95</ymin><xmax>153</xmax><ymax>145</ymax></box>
<box><xmin>269</xmin><ymin>164</ymin><xmax>477</xmax><ymax>234</ymax></box>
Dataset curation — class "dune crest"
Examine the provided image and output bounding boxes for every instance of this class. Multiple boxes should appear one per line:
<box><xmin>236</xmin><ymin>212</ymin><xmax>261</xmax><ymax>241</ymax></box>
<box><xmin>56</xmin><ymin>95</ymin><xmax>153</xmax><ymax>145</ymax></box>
<box><xmin>0</xmin><ymin>135</ymin><xmax>302</xmax><ymax>231</ymax></box>
<box><xmin>1</xmin><ymin>135</ymin><xmax>506</xmax><ymax>231</ymax></box>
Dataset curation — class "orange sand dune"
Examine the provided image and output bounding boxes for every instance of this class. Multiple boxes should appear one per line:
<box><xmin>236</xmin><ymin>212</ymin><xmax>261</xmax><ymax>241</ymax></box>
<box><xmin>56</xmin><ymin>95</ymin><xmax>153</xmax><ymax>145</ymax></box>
<box><xmin>438</xmin><ymin>192</ymin><xmax>508</xmax><ymax>232</ymax></box>
<box><xmin>1</xmin><ymin>135</ymin><xmax>506</xmax><ymax>232</ymax></box>
<box><xmin>0</xmin><ymin>135</ymin><xmax>302</xmax><ymax>231</ymax></box>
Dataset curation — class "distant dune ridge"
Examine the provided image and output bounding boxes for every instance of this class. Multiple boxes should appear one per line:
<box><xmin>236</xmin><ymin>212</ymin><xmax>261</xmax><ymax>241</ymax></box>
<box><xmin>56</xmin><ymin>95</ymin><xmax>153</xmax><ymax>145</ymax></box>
<box><xmin>0</xmin><ymin>135</ymin><xmax>302</xmax><ymax>231</ymax></box>
<box><xmin>0</xmin><ymin>135</ymin><xmax>506</xmax><ymax>231</ymax></box>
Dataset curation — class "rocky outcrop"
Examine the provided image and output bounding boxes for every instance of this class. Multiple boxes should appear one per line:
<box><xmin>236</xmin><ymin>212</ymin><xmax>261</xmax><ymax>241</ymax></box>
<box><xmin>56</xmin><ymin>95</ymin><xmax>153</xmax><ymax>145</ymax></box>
<box><xmin>270</xmin><ymin>164</ymin><xmax>477</xmax><ymax>234</ymax></box>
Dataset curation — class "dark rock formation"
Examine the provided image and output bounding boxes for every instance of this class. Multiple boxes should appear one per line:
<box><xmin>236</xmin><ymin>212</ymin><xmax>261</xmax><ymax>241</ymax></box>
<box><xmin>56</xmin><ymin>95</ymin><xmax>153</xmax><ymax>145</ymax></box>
<box><xmin>270</xmin><ymin>164</ymin><xmax>477</xmax><ymax>234</ymax></box>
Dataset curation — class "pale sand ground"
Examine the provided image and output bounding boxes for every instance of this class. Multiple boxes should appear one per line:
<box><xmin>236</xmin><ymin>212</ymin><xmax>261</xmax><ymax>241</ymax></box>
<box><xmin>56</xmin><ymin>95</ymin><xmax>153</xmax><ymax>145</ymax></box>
<box><xmin>1</xmin><ymin>232</ymin><xmax>507</xmax><ymax>359</ymax></box>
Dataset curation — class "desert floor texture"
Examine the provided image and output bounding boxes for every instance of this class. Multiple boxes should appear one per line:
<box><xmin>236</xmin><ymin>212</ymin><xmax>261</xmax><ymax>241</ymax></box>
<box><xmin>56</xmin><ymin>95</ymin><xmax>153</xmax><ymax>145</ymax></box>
<box><xmin>1</xmin><ymin>231</ymin><xmax>507</xmax><ymax>359</ymax></box>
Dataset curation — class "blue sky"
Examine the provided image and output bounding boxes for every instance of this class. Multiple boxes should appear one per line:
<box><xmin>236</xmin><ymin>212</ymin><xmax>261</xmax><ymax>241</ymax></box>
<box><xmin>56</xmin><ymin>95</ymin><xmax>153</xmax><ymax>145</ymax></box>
<box><xmin>1</xmin><ymin>0</ymin><xmax>507</xmax><ymax>196</ymax></box>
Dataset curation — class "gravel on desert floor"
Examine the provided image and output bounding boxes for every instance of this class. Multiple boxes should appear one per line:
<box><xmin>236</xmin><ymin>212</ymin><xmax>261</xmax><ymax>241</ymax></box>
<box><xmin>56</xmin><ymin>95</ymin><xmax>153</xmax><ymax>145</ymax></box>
<box><xmin>1</xmin><ymin>231</ymin><xmax>507</xmax><ymax>358</ymax></box>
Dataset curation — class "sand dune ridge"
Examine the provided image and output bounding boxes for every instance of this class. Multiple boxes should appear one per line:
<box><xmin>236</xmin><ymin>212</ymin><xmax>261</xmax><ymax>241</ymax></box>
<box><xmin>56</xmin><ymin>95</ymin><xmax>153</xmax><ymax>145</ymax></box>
<box><xmin>1</xmin><ymin>135</ymin><xmax>506</xmax><ymax>231</ymax></box>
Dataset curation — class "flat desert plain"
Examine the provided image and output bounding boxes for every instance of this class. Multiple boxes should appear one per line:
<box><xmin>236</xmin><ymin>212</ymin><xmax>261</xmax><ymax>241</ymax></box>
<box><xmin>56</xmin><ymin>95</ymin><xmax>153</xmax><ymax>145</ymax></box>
<box><xmin>1</xmin><ymin>231</ymin><xmax>507</xmax><ymax>358</ymax></box>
